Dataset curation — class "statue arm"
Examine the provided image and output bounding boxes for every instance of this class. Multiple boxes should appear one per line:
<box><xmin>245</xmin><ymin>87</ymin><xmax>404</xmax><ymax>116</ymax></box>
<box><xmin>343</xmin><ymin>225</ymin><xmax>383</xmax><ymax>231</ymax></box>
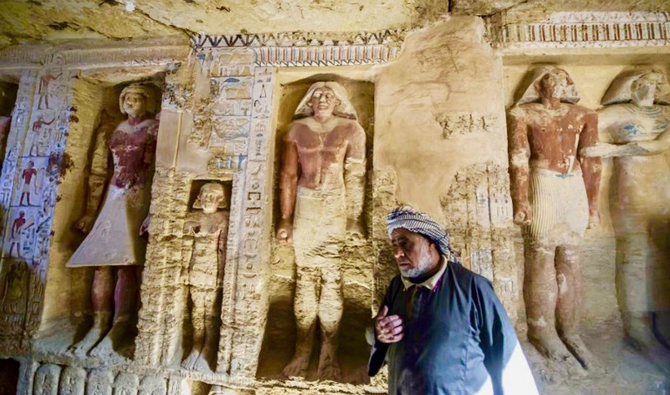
<box><xmin>277</xmin><ymin>132</ymin><xmax>299</xmax><ymax>241</ymax></box>
<box><xmin>83</xmin><ymin>122</ymin><xmax>114</xmax><ymax>219</ymax></box>
<box><xmin>507</xmin><ymin>108</ymin><xmax>531</xmax><ymax>225</ymax></box>
<box><xmin>344</xmin><ymin>124</ymin><xmax>367</xmax><ymax>228</ymax></box>
<box><xmin>578</xmin><ymin>111</ymin><xmax>601</xmax><ymax>220</ymax></box>
<box><xmin>587</xmin><ymin>127</ymin><xmax>670</xmax><ymax>157</ymax></box>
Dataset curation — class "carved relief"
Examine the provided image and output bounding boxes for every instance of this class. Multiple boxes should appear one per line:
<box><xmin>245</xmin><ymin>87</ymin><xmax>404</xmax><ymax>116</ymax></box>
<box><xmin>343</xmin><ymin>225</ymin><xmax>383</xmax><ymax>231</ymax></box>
<box><xmin>439</xmin><ymin>162</ymin><xmax>517</xmax><ymax>320</ymax></box>
<box><xmin>583</xmin><ymin>69</ymin><xmax>670</xmax><ymax>350</ymax></box>
<box><xmin>181</xmin><ymin>182</ymin><xmax>230</xmax><ymax>372</ymax></box>
<box><xmin>87</xmin><ymin>369</ymin><xmax>114</xmax><ymax>395</ymax></box>
<box><xmin>32</xmin><ymin>364</ymin><xmax>60</xmax><ymax>395</ymax></box>
<box><xmin>113</xmin><ymin>373</ymin><xmax>139</xmax><ymax>395</ymax></box>
<box><xmin>59</xmin><ymin>366</ymin><xmax>86</xmax><ymax>395</ymax></box>
<box><xmin>67</xmin><ymin>83</ymin><xmax>160</xmax><ymax>359</ymax></box>
<box><xmin>276</xmin><ymin>81</ymin><xmax>366</xmax><ymax>380</ymax></box>
<box><xmin>437</xmin><ymin>113</ymin><xmax>497</xmax><ymax>139</ymax></box>
<box><xmin>507</xmin><ymin>66</ymin><xmax>601</xmax><ymax>370</ymax></box>
<box><xmin>138</xmin><ymin>376</ymin><xmax>167</xmax><ymax>395</ymax></box>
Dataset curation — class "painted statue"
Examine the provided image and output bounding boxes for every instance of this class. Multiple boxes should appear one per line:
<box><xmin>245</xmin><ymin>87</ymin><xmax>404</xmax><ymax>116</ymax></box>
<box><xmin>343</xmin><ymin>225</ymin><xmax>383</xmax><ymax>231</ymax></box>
<box><xmin>181</xmin><ymin>182</ymin><xmax>230</xmax><ymax>372</ymax></box>
<box><xmin>507</xmin><ymin>66</ymin><xmax>601</xmax><ymax>369</ymax></box>
<box><xmin>67</xmin><ymin>83</ymin><xmax>159</xmax><ymax>358</ymax></box>
<box><xmin>583</xmin><ymin>69</ymin><xmax>670</xmax><ymax>350</ymax></box>
<box><xmin>276</xmin><ymin>81</ymin><xmax>366</xmax><ymax>379</ymax></box>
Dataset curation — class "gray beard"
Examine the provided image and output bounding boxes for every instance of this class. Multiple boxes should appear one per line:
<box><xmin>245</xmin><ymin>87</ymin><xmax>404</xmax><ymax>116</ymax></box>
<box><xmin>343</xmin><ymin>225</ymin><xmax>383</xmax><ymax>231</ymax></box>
<box><xmin>399</xmin><ymin>256</ymin><xmax>433</xmax><ymax>279</ymax></box>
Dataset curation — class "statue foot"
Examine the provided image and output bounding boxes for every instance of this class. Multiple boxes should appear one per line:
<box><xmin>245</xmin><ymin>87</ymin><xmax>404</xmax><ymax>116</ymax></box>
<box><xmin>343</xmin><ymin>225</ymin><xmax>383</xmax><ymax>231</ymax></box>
<box><xmin>182</xmin><ymin>348</ymin><xmax>201</xmax><ymax>370</ymax></box>
<box><xmin>193</xmin><ymin>354</ymin><xmax>213</xmax><ymax>372</ymax></box>
<box><xmin>68</xmin><ymin>320</ymin><xmax>110</xmax><ymax>357</ymax></box>
<box><xmin>317</xmin><ymin>342</ymin><xmax>340</xmax><ymax>381</ymax></box>
<box><xmin>528</xmin><ymin>332</ymin><xmax>573</xmax><ymax>362</ymax></box>
<box><xmin>89</xmin><ymin>318</ymin><xmax>133</xmax><ymax>359</ymax></box>
<box><xmin>561</xmin><ymin>333</ymin><xmax>602</xmax><ymax>372</ymax></box>
<box><xmin>281</xmin><ymin>353</ymin><xmax>310</xmax><ymax>378</ymax></box>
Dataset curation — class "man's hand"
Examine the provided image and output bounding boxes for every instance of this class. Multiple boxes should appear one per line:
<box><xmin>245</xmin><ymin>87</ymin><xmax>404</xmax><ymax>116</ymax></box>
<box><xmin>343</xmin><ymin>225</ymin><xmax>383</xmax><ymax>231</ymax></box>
<box><xmin>375</xmin><ymin>305</ymin><xmax>404</xmax><ymax>344</ymax></box>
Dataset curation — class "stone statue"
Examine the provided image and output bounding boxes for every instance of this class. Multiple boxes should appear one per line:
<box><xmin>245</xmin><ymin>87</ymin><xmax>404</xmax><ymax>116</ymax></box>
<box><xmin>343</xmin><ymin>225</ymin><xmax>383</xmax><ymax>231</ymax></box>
<box><xmin>276</xmin><ymin>81</ymin><xmax>366</xmax><ymax>379</ymax></box>
<box><xmin>583</xmin><ymin>70</ymin><xmax>670</xmax><ymax>350</ymax></box>
<box><xmin>181</xmin><ymin>182</ymin><xmax>230</xmax><ymax>372</ymax></box>
<box><xmin>67</xmin><ymin>83</ymin><xmax>159</xmax><ymax>358</ymax></box>
<box><xmin>507</xmin><ymin>67</ymin><xmax>602</xmax><ymax>369</ymax></box>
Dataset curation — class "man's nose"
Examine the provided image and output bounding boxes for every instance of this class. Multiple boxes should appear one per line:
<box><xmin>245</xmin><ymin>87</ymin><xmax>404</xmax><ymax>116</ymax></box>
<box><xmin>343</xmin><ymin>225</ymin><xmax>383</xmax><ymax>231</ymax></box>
<box><xmin>393</xmin><ymin>246</ymin><xmax>405</xmax><ymax>259</ymax></box>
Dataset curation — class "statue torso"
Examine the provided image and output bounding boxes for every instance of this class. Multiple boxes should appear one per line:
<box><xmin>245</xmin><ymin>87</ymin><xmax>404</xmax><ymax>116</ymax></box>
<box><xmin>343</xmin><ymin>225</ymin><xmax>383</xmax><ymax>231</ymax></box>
<box><xmin>511</xmin><ymin>103</ymin><xmax>594</xmax><ymax>174</ymax></box>
<box><xmin>287</xmin><ymin>117</ymin><xmax>358</xmax><ymax>191</ymax></box>
<box><xmin>109</xmin><ymin>117</ymin><xmax>159</xmax><ymax>188</ymax></box>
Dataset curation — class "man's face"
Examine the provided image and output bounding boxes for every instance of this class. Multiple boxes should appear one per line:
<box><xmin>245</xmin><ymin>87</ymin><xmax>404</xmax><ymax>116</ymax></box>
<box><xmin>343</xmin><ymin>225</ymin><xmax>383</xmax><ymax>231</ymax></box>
<box><xmin>309</xmin><ymin>87</ymin><xmax>338</xmax><ymax>118</ymax></box>
<box><xmin>123</xmin><ymin>92</ymin><xmax>147</xmax><ymax>117</ymax></box>
<box><xmin>391</xmin><ymin>228</ymin><xmax>437</xmax><ymax>278</ymax></box>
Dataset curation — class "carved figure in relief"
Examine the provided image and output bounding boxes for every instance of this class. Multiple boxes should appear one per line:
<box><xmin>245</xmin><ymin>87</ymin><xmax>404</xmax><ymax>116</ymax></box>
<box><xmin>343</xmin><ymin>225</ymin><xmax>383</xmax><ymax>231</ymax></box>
<box><xmin>583</xmin><ymin>70</ymin><xmax>670</xmax><ymax>351</ymax></box>
<box><xmin>507</xmin><ymin>67</ymin><xmax>601</xmax><ymax>369</ymax></box>
<box><xmin>37</xmin><ymin>70</ymin><xmax>61</xmax><ymax>110</ymax></box>
<box><xmin>277</xmin><ymin>81</ymin><xmax>366</xmax><ymax>379</ymax></box>
<box><xmin>181</xmin><ymin>182</ymin><xmax>230</xmax><ymax>372</ymax></box>
<box><xmin>66</xmin><ymin>83</ymin><xmax>159</xmax><ymax>358</ymax></box>
<box><xmin>19</xmin><ymin>161</ymin><xmax>39</xmax><ymax>206</ymax></box>
<box><xmin>8</xmin><ymin>211</ymin><xmax>34</xmax><ymax>258</ymax></box>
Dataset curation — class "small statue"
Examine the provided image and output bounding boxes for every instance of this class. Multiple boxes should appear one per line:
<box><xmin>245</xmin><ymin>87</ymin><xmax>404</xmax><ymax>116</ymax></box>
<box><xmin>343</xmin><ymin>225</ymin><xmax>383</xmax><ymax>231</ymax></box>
<box><xmin>507</xmin><ymin>67</ymin><xmax>601</xmax><ymax>369</ymax></box>
<box><xmin>583</xmin><ymin>70</ymin><xmax>670</xmax><ymax>350</ymax></box>
<box><xmin>181</xmin><ymin>182</ymin><xmax>230</xmax><ymax>372</ymax></box>
<box><xmin>67</xmin><ymin>83</ymin><xmax>159</xmax><ymax>358</ymax></box>
<box><xmin>276</xmin><ymin>81</ymin><xmax>366</xmax><ymax>380</ymax></box>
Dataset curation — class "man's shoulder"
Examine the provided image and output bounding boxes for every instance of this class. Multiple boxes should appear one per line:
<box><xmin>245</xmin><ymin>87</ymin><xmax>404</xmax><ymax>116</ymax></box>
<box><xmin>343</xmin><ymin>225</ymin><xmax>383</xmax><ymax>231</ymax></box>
<box><xmin>447</xmin><ymin>260</ymin><xmax>493</xmax><ymax>292</ymax></box>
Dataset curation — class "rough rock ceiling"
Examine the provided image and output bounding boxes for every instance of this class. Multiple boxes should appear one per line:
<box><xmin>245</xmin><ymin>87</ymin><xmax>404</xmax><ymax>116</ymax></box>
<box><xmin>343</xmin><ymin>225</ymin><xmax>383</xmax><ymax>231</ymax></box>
<box><xmin>0</xmin><ymin>0</ymin><xmax>669</xmax><ymax>47</ymax></box>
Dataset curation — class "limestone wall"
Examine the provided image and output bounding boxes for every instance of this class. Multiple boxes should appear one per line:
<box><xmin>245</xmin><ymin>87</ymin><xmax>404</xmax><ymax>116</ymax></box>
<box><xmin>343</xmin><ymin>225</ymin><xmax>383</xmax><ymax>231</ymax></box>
<box><xmin>0</xmin><ymin>11</ymin><xmax>667</xmax><ymax>395</ymax></box>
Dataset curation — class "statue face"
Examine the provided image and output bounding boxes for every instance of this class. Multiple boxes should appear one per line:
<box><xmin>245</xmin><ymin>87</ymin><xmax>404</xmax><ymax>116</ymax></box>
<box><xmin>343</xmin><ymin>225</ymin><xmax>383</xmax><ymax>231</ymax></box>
<box><xmin>539</xmin><ymin>70</ymin><xmax>569</xmax><ymax>100</ymax></box>
<box><xmin>198</xmin><ymin>184</ymin><xmax>225</xmax><ymax>214</ymax></box>
<box><xmin>309</xmin><ymin>87</ymin><xmax>339</xmax><ymax>119</ymax></box>
<box><xmin>122</xmin><ymin>92</ymin><xmax>147</xmax><ymax>118</ymax></box>
<box><xmin>631</xmin><ymin>73</ymin><xmax>661</xmax><ymax>106</ymax></box>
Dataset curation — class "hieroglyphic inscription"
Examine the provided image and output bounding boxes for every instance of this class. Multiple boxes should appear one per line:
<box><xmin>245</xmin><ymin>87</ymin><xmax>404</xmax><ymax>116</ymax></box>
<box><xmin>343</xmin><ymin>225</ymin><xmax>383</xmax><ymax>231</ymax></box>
<box><xmin>440</xmin><ymin>162</ymin><xmax>518</xmax><ymax>322</ymax></box>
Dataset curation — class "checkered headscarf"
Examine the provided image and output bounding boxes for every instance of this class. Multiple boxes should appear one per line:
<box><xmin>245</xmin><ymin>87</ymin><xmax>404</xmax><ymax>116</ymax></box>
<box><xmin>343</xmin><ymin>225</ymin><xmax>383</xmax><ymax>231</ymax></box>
<box><xmin>387</xmin><ymin>206</ymin><xmax>452</xmax><ymax>257</ymax></box>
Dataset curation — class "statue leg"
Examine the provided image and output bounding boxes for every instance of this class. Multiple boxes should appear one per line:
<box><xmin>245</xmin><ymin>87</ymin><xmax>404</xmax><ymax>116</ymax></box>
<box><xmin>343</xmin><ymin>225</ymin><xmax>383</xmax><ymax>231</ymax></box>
<box><xmin>69</xmin><ymin>266</ymin><xmax>113</xmax><ymax>356</ymax></box>
<box><xmin>524</xmin><ymin>241</ymin><xmax>572</xmax><ymax>361</ymax></box>
<box><xmin>317</xmin><ymin>261</ymin><xmax>343</xmax><ymax>381</ymax></box>
<box><xmin>195</xmin><ymin>287</ymin><xmax>219</xmax><ymax>372</ymax></box>
<box><xmin>555</xmin><ymin>245</ymin><xmax>599</xmax><ymax>370</ymax></box>
<box><xmin>90</xmin><ymin>266</ymin><xmax>138</xmax><ymax>358</ymax></box>
<box><xmin>183</xmin><ymin>286</ymin><xmax>206</xmax><ymax>370</ymax></box>
<box><xmin>616</xmin><ymin>232</ymin><xmax>659</xmax><ymax>350</ymax></box>
<box><xmin>282</xmin><ymin>265</ymin><xmax>319</xmax><ymax>378</ymax></box>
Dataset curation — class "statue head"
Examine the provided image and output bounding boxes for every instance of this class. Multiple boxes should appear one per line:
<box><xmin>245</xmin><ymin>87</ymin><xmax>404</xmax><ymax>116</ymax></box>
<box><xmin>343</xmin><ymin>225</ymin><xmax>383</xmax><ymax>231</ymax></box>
<box><xmin>119</xmin><ymin>83</ymin><xmax>155</xmax><ymax>118</ymax></box>
<box><xmin>293</xmin><ymin>81</ymin><xmax>358</xmax><ymax>121</ymax></box>
<box><xmin>602</xmin><ymin>70</ymin><xmax>670</xmax><ymax>106</ymax></box>
<box><xmin>193</xmin><ymin>182</ymin><xmax>227</xmax><ymax>214</ymax></box>
<box><xmin>515</xmin><ymin>66</ymin><xmax>580</xmax><ymax>105</ymax></box>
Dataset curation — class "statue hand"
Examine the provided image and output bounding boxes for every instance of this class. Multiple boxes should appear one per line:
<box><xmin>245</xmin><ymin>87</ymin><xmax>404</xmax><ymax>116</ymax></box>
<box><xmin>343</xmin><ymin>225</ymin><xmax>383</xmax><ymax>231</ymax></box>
<box><xmin>346</xmin><ymin>218</ymin><xmax>365</xmax><ymax>240</ymax></box>
<box><xmin>581</xmin><ymin>143</ymin><xmax>617</xmax><ymax>158</ymax></box>
<box><xmin>276</xmin><ymin>219</ymin><xmax>293</xmax><ymax>243</ymax></box>
<box><xmin>140</xmin><ymin>215</ymin><xmax>151</xmax><ymax>236</ymax></box>
<box><xmin>588</xmin><ymin>211</ymin><xmax>600</xmax><ymax>229</ymax></box>
<box><xmin>513</xmin><ymin>204</ymin><xmax>532</xmax><ymax>226</ymax></box>
<box><xmin>74</xmin><ymin>214</ymin><xmax>97</xmax><ymax>234</ymax></box>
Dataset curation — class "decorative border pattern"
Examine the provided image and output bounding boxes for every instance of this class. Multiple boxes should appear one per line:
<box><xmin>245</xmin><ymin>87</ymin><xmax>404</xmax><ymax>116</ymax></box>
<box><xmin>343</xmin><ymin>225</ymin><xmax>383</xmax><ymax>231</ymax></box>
<box><xmin>190</xmin><ymin>30</ymin><xmax>405</xmax><ymax>67</ymax></box>
<box><xmin>487</xmin><ymin>12</ymin><xmax>670</xmax><ymax>49</ymax></box>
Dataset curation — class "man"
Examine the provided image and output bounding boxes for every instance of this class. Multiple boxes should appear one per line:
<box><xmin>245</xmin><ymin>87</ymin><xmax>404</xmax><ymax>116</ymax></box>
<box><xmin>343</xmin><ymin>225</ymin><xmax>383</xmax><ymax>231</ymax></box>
<box><xmin>507</xmin><ymin>66</ymin><xmax>601</xmax><ymax>369</ymax></box>
<box><xmin>277</xmin><ymin>81</ymin><xmax>366</xmax><ymax>379</ymax></box>
<box><xmin>369</xmin><ymin>206</ymin><xmax>538</xmax><ymax>395</ymax></box>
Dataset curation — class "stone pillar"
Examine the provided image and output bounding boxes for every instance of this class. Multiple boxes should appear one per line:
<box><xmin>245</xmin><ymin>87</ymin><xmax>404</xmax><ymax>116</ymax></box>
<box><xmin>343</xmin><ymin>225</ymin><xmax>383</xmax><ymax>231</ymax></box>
<box><xmin>0</xmin><ymin>57</ymin><xmax>74</xmax><ymax>350</ymax></box>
